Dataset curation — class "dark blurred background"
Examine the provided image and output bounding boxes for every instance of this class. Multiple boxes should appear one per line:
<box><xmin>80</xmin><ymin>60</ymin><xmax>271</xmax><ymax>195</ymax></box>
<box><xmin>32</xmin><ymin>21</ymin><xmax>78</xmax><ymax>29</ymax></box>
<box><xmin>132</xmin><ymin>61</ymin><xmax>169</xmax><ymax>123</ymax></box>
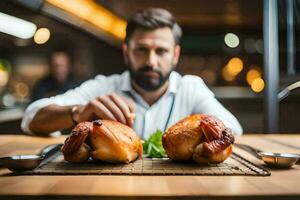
<box><xmin>0</xmin><ymin>0</ymin><xmax>299</xmax><ymax>134</ymax></box>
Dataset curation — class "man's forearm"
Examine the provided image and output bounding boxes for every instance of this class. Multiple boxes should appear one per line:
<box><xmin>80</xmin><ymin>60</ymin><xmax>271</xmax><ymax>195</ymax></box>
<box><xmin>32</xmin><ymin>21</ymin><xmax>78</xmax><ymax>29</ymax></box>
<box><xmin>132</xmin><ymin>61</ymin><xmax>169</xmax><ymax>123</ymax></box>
<box><xmin>29</xmin><ymin>104</ymin><xmax>74</xmax><ymax>135</ymax></box>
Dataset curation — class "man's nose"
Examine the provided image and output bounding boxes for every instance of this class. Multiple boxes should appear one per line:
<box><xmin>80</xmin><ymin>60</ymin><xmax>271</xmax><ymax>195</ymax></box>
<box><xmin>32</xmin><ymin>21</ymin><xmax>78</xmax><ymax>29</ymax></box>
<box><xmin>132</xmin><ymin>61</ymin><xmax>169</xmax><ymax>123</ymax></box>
<box><xmin>146</xmin><ymin>51</ymin><xmax>158</xmax><ymax>67</ymax></box>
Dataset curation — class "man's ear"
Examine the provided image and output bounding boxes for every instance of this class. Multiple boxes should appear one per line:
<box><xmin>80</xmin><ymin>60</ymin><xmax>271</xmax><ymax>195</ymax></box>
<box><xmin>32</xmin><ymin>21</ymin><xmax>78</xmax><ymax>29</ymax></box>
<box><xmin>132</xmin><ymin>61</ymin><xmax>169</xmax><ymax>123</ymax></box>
<box><xmin>122</xmin><ymin>43</ymin><xmax>129</xmax><ymax>65</ymax></box>
<box><xmin>172</xmin><ymin>45</ymin><xmax>181</xmax><ymax>65</ymax></box>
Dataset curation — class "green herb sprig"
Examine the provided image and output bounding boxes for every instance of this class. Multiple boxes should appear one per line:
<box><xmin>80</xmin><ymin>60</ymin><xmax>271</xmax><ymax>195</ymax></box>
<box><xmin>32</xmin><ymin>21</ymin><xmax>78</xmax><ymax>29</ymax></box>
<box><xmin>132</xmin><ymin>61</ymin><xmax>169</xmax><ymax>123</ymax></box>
<box><xmin>142</xmin><ymin>129</ymin><xmax>166</xmax><ymax>158</ymax></box>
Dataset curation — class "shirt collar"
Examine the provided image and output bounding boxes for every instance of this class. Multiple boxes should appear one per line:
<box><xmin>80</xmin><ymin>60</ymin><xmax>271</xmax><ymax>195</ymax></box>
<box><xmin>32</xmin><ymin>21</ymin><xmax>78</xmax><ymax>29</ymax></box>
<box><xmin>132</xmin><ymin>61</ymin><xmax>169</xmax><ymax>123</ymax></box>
<box><xmin>120</xmin><ymin>70</ymin><xmax>178</xmax><ymax>94</ymax></box>
<box><xmin>167</xmin><ymin>71</ymin><xmax>178</xmax><ymax>94</ymax></box>
<box><xmin>120</xmin><ymin>71</ymin><xmax>132</xmax><ymax>92</ymax></box>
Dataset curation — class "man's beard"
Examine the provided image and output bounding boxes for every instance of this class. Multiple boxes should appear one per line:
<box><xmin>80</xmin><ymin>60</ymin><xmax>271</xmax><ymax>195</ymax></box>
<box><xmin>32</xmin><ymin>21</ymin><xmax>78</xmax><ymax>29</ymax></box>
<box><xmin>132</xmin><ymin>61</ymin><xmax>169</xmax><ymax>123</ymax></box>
<box><xmin>128</xmin><ymin>65</ymin><xmax>173</xmax><ymax>91</ymax></box>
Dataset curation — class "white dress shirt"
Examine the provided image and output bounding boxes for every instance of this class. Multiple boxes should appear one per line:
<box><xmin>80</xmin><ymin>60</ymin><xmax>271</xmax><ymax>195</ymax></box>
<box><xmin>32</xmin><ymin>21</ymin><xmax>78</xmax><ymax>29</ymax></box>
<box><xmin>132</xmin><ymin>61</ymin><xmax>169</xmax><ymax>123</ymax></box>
<box><xmin>21</xmin><ymin>71</ymin><xmax>243</xmax><ymax>138</ymax></box>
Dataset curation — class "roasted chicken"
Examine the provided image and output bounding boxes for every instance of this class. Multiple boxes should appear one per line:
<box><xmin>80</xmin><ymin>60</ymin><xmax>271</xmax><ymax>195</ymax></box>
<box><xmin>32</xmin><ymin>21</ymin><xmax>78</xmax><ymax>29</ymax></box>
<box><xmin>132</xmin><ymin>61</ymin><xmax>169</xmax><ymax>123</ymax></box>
<box><xmin>61</xmin><ymin>120</ymin><xmax>143</xmax><ymax>163</ymax></box>
<box><xmin>162</xmin><ymin>114</ymin><xmax>234</xmax><ymax>164</ymax></box>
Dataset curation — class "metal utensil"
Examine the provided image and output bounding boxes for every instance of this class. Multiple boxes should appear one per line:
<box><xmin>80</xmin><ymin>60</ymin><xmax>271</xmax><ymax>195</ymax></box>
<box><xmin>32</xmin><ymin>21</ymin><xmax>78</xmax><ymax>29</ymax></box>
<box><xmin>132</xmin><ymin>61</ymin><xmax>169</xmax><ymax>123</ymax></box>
<box><xmin>258</xmin><ymin>152</ymin><xmax>300</xmax><ymax>168</ymax></box>
<box><xmin>0</xmin><ymin>143</ymin><xmax>62</xmax><ymax>172</ymax></box>
<box><xmin>235</xmin><ymin>143</ymin><xmax>300</xmax><ymax>168</ymax></box>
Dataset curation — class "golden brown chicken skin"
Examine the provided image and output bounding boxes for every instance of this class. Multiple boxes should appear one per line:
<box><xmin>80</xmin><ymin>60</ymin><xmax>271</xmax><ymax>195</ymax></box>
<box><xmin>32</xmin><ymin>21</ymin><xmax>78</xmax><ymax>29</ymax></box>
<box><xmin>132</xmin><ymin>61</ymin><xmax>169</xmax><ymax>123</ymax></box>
<box><xmin>162</xmin><ymin>114</ymin><xmax>234</xmax><ymax>164</ymax></box>
<box><xmin>61</xmin><ymin>120</ymin><xmax>143</xmax><ymax>163</ymax></box>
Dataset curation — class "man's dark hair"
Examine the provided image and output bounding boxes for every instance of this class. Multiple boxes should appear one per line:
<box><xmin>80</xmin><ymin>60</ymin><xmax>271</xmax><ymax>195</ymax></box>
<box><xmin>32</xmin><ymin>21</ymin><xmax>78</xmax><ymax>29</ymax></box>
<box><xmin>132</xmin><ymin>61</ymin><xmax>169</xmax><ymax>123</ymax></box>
<box><xmin>125</xmin><ymin>8</ymin><xmax>182</xmax><ymax>45</ymax></box>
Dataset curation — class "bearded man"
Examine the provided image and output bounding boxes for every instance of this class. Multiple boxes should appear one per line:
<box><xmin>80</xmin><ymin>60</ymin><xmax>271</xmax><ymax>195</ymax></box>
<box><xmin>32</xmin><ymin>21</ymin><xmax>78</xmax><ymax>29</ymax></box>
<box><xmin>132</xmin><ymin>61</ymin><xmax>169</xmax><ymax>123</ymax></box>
<box><xmin>22</xmin><ymin>8</ymin><xmax>242</xmax><ymax>138</ymax></box>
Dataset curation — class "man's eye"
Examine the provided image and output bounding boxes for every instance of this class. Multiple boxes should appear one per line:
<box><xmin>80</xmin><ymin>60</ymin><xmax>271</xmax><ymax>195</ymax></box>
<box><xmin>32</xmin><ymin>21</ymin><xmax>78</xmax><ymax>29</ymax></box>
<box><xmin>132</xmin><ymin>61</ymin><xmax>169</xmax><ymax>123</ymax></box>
<box><xmin>156</xmin><ymin>48</ymin><xmax>168</xmax><ymax>55</ymax></box>
<box><xmin>137</xmin><ymin>48</ymin><xmax>148</xmax><ymax>53</ymax></box>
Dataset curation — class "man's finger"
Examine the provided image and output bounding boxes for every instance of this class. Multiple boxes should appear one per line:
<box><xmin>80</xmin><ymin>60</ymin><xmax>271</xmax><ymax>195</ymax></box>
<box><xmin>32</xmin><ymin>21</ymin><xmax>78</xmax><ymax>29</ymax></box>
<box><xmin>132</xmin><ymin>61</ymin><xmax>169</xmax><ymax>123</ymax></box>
<box><xmin>90</xmin><ymin>100</ymin><xmax>117</xmax><ymax>121</ymax></box>
<box><xmin>109</xmin><ymin>94</ymin><xmax>136</xmax><ymax>127</ymax></box>
<box><xmin>116</xmin><ymin>95</ymin><xmax>136</xmax><ymax>126</ymax></box>
<box><xmin>97</xmin><ymin>96</ymin><xmax>127</xmax><ymax>124</ymax></box>
<box><xmin>121</xmin><ymin>96</ymin><xmax>136</xmax><ymax>114</ymax></box>
<box><xmin>109</xmin><ymin>93</ymin><xmax>133</xmax><ymax>121</ymax></box>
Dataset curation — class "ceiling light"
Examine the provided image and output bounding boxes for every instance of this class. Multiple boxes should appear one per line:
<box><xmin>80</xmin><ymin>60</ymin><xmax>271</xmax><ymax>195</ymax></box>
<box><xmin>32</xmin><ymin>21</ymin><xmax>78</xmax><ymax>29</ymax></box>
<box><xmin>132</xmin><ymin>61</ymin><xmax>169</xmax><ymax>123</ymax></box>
<box><xmin>246</xmin><ymin>67</ymin><xmax>261</xmax><ymax>85</ymax></box>
<box><xmin>226</xmin><ymin>57</ymin><xmax>243</xmax><ymax>76</ymax></box>
<box><xmin>0</xmin><ymin>12</ymin><xmax>37</xmax><ymax>39</ymax></box>
<box><xmin>224</xmin><ymin>33</ymin><xmax>239</xmax><ymax>48</ymax></box>
<box><xmin>34</xmin><ymin>28</ymin><xmax>51</xmax><ymax>44</ymax></box>
<box><xmin>15</xmin><ymin>82</ymin><xmax>29</xmax><ymax>98</ymax></box>
<box><xmin>255</xmin><ymin>39</ymin><xmax>264</xmax><ymax>54</ymax></box>
<box><xmin>0</xmin><ymin>70</ymin><xmax>9</xmax><ymax>87</ymax></box>
<box><xmin>46</xmin><ymin>0</ymin><xmax>126</xmax><ymax>39</ymax></box>
<box><xmin>0</xmin><ymin>60</ymin><xmax>10</xmax><ymax>87</ymax></box>
<box><xmin>251</xmin><ymin>78</ymin><xmax>265</xmax><ymax>93</ymax></box>
<box><xmin>222</xmin><ymin>66</ymin><xmax>236</xmax><ymax>81</ymax></box>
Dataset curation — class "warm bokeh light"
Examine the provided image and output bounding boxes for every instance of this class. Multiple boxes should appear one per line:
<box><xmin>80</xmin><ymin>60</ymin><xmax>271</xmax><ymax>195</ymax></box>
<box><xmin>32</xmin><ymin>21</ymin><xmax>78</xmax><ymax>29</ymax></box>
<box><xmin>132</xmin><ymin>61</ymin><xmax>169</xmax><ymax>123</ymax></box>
<box><xmin>244</xmin><ymin>38</ymin><xmax>256</xmax><ymax>53</ymax></box>
<box><xmin>226</xmin><ymin>57</ymin><xmax>243</xmax><ymax>76</ymax></box>
<box><xmin>246</xmin><ymin>67</ymin><xmax>262</xmax><ymax>85</ymax></box>
<box><xmin>46</xmin><ymin>0</ymin><xmax>127</xmax><ymax>39</ymax></box>
<box><xmin>222</xmin><ymin>66</ymin><xmax>235</xmax><ymax>81</ymax></box>
<box><xmin>255</xmin><ymin>39</ymin><xmax>264</xmax><ymax>54</ymax></box>
<box><xmin>224</xmin><ymin>33</ymin><xmax>240</xmax><ymax>48</ymax></box>
<box><xmin>2</xmin><ymin>94</ymin><xmax>15</xmax><ymax>107</ymax></box>
<box><xmin>0</xmin><ymin>69</ymin><xmax>9</xmax><ymax>87</ymax></box>
<box><xmin>15</xmin><ymin>82</ymin><xmax>29</xmax><ymax>98</ymax></box>
<box><xmin>34</xmin><ymin>28</ymin><xmax>51</xmax><ymax>44</ymax></box>
<box><xmin>251</xmin><ymin>78</ymin><xmax>265</xmax><ymax>93</ymax></box>
<box><xmin>90</xmin><ymin>8</ymin><xmax>114</xmax><ymax>32</ymax></box>
<box><xmin>111</xmin><ymin>20</ymin><xmax>127</xmax><ymax>40</ymax></box>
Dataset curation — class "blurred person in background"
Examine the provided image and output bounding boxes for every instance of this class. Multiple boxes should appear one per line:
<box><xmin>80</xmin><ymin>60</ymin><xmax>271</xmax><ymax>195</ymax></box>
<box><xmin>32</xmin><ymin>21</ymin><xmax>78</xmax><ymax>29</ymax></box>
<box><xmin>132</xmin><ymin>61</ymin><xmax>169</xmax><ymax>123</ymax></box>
<box><xmin>31</xmin><ymin>51</ymin><xmax>76</xmax><ymax>101</ymax></box>
<box><xmin>22</xmin><ymin>8</ymin><xmax>242</xmax><ymax>138</ymax></box>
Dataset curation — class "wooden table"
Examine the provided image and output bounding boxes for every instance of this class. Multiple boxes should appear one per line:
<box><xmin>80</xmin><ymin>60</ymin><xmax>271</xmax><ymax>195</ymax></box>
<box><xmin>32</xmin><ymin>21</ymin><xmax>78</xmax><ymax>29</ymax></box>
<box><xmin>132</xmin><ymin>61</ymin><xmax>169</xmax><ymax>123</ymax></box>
<box><xmin>0</xmin><ymin>134</ymin><xmax>300</xmax><ymax>200</ymax></box>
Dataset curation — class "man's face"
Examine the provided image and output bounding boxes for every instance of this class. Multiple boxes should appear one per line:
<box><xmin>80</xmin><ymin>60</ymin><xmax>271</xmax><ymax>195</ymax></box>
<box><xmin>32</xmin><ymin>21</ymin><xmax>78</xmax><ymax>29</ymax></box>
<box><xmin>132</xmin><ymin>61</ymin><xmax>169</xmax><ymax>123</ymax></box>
<box><xmin>124</xmin><ymin>27</ymin><xmax>180</xmax><ymax>91</ymax></box>
<box><xmin>51</xmin><ymin>53</ymin><xmax>70</xmax><ymax>82</ymax></box>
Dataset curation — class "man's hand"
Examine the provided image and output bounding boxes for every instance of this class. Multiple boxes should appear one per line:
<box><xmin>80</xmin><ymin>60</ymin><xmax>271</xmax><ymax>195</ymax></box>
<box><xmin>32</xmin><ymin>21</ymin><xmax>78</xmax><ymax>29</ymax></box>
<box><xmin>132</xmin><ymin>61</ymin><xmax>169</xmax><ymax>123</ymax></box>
<box><xmin>29</xmin><ymin>93</ymin><xmax>136</xmax><ymax>135</ymax></box>
<box><xmin>74</xmin><ymin>93</ymin><xmax>136</xmax><ymax>127</ymax></box>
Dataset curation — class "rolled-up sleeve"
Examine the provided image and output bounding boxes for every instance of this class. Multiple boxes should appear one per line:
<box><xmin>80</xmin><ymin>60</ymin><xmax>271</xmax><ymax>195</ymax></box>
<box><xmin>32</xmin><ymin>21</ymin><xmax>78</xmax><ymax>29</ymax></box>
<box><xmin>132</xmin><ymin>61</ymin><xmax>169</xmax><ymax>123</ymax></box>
<box><xmin>21</xmin><ymin>76</ymin><xmax>109</xmax><ymax>134</ymax></box>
